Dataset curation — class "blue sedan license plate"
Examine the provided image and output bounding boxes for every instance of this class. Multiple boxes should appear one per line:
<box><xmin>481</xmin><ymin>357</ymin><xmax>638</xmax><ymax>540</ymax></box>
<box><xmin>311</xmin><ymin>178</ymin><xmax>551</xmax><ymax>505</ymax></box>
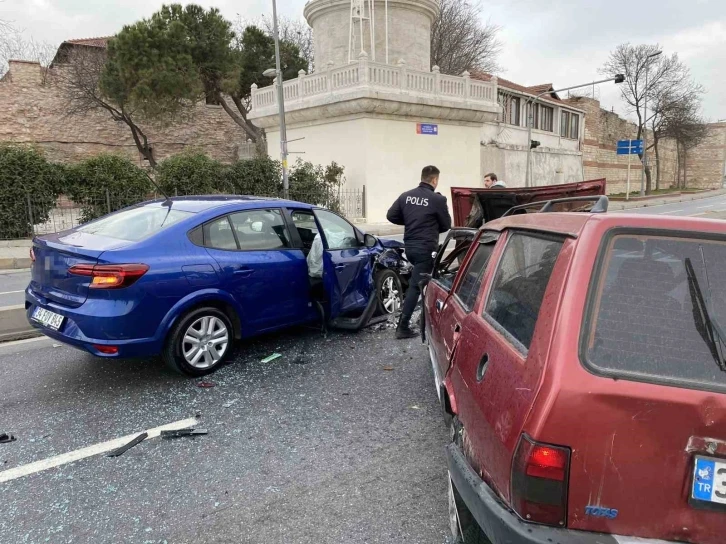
<box><xmin>32</xmin><ymin>307</ymin><xmax>65</xmax><ymax>331</ymax></box>
<box><xmin>692</xmin><ymin>456</ymin><xmax>726</xmax><ymax>505</ymax></box>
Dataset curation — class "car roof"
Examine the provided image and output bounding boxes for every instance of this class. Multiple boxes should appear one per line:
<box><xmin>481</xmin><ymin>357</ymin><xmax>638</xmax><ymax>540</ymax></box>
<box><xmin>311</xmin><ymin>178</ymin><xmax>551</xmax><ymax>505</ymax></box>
<box><xmin>483</xmin><ymin>211</ymin><xmax>726</xmax><ymax>238</ymax></box>
<box><xmin>140</xmin><ymin>195</ymin><xmax>316</xmax><ymax>214</ymax></box>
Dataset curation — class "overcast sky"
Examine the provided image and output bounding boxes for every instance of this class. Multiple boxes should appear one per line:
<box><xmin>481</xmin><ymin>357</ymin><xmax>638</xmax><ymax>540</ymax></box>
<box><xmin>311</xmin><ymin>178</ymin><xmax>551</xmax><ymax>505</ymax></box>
<box><xmin>3</xmin><ymin>0</ymin><xmax>725</xmax><ymax>120</ymax></box>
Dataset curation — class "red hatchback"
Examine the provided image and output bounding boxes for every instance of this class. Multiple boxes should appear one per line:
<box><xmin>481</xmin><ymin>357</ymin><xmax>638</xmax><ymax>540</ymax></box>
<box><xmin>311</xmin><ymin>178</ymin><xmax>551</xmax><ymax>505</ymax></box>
<box><xmin>423</xmin><ymin>198</ymin><xmax>726</xmax><ymax>544</ymax></box>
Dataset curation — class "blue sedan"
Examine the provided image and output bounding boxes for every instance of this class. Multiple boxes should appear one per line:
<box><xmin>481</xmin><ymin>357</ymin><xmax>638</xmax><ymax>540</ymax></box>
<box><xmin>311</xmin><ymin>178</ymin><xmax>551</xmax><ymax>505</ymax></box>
<box><xmin>26</xmin><ymin>196</ymin><xmax>410</xmax><ymax>376</ymax></box>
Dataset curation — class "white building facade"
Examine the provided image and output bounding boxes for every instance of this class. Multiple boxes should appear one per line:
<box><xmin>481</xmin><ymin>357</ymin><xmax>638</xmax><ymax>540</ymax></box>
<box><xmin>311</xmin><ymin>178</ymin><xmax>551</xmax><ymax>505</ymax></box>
<box><xmin>249</xmin><ymin>0</ymin><xmax>586</xmax><ymax>223</ymax></box>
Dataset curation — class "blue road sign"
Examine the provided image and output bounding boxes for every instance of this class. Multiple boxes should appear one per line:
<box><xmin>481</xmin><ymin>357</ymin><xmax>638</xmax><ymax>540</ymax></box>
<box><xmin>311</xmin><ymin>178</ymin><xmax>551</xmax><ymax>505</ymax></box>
<box><xmin>617</xmin><ymin>139</ymin><xmax>643</xmax><ymax>155</ymax></box>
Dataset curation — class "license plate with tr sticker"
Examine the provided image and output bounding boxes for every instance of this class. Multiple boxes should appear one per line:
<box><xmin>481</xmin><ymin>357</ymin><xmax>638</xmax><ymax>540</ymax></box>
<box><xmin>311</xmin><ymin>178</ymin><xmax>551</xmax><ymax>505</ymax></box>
<box><xmin>692</xmin><ymin>456</ymin><xmax>726</xmax><ymax>506</ymax></box>
<box><xmin>31</xmin><ymin>307</ymin><xmax>65</xmax><ymax>331</ymax></box>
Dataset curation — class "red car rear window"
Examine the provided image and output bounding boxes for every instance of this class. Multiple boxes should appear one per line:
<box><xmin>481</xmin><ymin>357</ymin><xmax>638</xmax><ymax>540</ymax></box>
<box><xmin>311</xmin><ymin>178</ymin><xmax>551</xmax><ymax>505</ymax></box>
<box><xmin>584</xmin><ymin>233</ymin><xmax>726</xmax><ymax>392</ymax></box>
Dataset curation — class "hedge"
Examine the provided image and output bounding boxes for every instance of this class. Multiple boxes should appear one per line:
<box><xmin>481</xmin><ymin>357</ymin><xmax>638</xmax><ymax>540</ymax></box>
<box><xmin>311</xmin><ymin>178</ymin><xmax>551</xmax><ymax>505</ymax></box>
<box><xmin>156</xmin><ymin>150</ymin><xmax>228</xmax><ymax>196</ymax></box>
<box><xmin>64</xmin><ymin>154</ymin><xmax>152</xmax><ymax>223</ymax></box>
<box><xmin>0</xmin><ymin>144</ymin><xmax>64</xmax><ymax>239</ymax></box>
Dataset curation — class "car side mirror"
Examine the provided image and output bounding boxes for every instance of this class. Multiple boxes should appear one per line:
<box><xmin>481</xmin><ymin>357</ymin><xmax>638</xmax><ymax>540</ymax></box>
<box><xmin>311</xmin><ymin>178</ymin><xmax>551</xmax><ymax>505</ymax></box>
<box><xmin>364</xmin><ymin>234</ymin><xmax>377</xmax><ymax>248</ymax></box>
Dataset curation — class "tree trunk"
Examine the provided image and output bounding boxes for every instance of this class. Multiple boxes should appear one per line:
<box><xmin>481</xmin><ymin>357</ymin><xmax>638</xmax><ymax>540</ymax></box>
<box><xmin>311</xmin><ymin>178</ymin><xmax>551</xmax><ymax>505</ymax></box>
<box><xmin>683</xmin><ymin>150</ymin><xmax>688</xmax><ymax>189</ymax></box>
<box><xmin>645</xmin><ymin>165</ymin><xmax>653</xmax><ymax>194</ymax></box>
<box><xmin>123</xmin><ymin>114</ymin><xmax>157</xmax><ymax>168</ymax></box>
<box><xmin>653</xmin><ymin>139</ymin><xmax>661</xmax><ymax>191</ymax></box>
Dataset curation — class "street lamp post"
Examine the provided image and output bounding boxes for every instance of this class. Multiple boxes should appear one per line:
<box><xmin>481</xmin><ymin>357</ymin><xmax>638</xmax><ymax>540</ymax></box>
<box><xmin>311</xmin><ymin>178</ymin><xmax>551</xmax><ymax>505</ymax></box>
<box><xmin>267</xmin><ymin>0</ymin><xmax>289</xmax><ymax>199</ymax></box>
<box><xmin>524</xmin><ymin>75</ymin><xmax>625</xmax><ymax>188</ymax></box>
<box><xmin>639</xmin><ymin>50</ymin><xmax>662</xmax><ymax>197</ymax></box>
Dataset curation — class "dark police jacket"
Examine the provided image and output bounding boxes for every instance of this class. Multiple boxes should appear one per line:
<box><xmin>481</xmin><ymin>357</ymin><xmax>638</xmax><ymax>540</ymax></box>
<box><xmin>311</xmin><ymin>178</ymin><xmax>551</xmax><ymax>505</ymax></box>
<box><xmin>386</xmin><ymin>182</ymin><xmax>452</xmax><ymax>253</ymax></box>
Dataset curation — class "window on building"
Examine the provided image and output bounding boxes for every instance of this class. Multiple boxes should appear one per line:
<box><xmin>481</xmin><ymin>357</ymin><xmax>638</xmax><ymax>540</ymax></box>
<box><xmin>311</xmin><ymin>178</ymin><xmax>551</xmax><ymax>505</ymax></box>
<box><xmin>527</xmin><ymin>103</ymin><xmax>554</xmax><ymax>132</ymax></box>
<box><xmin>561</xmin><ymin>111</ymin><xmax>570</xmax><ymax>138</ymax></box>
<box><xmin>539</xmin><ymin>104</ymin><xmax>554</xmax><ymax>132</ymax></box>
<box><xmin>498</xmin><ymin>91</ymin><xmax>521</xmax><ymax>126</ymax></box>
<box><xmin>484</xmin><ymin>233</ymin><xmax>564</xmax><ymax>351</ymax></box>
<box><xmin>570</xmin><ymin>112</ymin><xmax>580</xmax><ymax>139</ymax></box>
<box><xmin>561</xmin><ymin>111</ymin><xmax>580</xmax><ymax>139</ymax></box>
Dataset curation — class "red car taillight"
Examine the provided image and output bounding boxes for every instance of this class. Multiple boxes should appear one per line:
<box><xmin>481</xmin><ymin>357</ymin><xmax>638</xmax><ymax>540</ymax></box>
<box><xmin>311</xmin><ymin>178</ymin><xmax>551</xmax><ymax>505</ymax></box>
<box><xmin>69</xmin><ymin>264</ymin><xmax>149</xmax><ymax>289</ymax></box>
<box><xmin>511</xmin><ymin>434</ymin><xmax>571</xmax><ymax>527</ymax></box>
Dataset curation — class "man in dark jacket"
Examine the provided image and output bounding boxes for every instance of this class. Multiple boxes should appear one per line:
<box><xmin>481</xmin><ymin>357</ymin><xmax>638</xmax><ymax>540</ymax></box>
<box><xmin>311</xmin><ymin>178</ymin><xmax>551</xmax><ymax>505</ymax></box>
<box><xmin>387</xmin><ymin>165</ymin><xmax>452</xmax><ymax>339</ymax></box>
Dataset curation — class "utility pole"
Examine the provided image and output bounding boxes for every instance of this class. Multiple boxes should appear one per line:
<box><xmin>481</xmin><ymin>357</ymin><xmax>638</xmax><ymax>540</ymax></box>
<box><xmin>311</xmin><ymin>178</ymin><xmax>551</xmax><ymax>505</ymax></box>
<box><xmin>271</xmin><ymin>0</ymin><xmax>289</xmax><ymax>199</ymax></box>
<box><xmin>639</xmin><ymin>50</ymin><xmax>662</xmax><ymax>197</ymax></box>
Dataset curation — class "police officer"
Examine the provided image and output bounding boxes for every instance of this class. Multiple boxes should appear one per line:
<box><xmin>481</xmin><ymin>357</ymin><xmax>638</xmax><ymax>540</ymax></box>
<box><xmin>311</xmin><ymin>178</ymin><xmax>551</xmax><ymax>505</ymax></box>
<box><xmin>387</xmin><ymin>165</ymin><xmax>452</xmax><ymax>339</ymax></box>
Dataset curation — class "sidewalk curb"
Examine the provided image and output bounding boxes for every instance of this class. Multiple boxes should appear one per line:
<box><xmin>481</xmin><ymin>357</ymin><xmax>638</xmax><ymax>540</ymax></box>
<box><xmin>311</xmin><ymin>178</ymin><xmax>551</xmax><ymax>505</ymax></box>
<box><xmin>0</xmin><ymin>258</ymin><xmax>32</xmax><ymax>270</ymax></box>
<box><xmin>609</xmin><ymin>189</ymin><xmax>726</xmax><ymax>211</ymax></box>
<box><xmin>0</xmin><ymin>305</ymin><xmax>39</xmax><ymax>343</ymax></box>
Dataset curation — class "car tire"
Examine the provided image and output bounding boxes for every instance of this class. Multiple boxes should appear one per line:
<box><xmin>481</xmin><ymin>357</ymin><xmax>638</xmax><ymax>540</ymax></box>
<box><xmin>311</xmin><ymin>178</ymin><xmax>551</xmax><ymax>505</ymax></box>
<box><xmin>448</xmin><ymin>474</ymin><xmax>491</xmax><ymax>544</ymax></box>
<box><xmin>449</xmin><ymin>417</ymin><xmax>492</xmax><ymax>544</ymax></box>
<box><xmin>163</xmin><ymin>307</ymin><xmax>234</xmax><ymax>377</ymax></box>
<box><xmin>375</xmin><ymin>269</ymin><xmax>403</xmax><ymax>316</ymax></box>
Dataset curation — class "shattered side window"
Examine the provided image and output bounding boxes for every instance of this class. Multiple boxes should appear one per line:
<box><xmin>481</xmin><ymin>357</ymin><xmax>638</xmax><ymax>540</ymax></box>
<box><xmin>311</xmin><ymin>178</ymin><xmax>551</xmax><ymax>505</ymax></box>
<box><xmin>585</xmin><ymin>234</ymin><xmax>726</xmax><ymax>391</ymax></box>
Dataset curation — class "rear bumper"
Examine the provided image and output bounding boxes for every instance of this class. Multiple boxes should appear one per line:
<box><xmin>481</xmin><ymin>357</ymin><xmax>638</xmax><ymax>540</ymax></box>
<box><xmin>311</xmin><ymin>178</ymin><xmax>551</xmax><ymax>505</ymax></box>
<box><xmin>446</xmin><ymin>443</ymin><xmax>673</xmax><ymax>544</ymax></box>
<box><xmin>25</xmin><ymin>289</ymin><xmax>163</xmax><ymax>358</ymax></box>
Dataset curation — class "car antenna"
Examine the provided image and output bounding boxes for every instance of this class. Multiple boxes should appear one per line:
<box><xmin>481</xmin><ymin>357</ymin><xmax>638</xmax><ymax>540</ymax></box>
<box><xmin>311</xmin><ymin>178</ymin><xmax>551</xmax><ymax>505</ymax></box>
<box><xmin>142</xmin><ymin>170</ymin><xmax>173</xmax><ymax>206</ymax></box>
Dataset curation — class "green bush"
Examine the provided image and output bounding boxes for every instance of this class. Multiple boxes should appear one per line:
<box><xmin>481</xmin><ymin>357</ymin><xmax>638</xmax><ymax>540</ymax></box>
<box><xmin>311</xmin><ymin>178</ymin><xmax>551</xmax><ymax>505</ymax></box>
<box><xmin>226</xmin><ymin>157</ymin><xmax>282</xmax><ymax>196</ymax></box>
<box><xmin>65</xmin><ymin>154</ymin><xmax>152</xmax><ymax>223</ymax></box>
<box><xmin>156</xmin><ymin>151</ymin><xmax>228</xmax><ymax>196</ymax></box>
<box><xmin>0</xmin><ymin>144</ymin><xmax>64</xmax><ymax>239</ymax></box>
<box><xmin>289</xmin><ymin>159</ymin><xmax>345</xmax><ymax>211</ymax></box>
<box><xmin>224</xmin><ymin>156</ymin><xmax>281</xmax><ymax>196</ymax></box>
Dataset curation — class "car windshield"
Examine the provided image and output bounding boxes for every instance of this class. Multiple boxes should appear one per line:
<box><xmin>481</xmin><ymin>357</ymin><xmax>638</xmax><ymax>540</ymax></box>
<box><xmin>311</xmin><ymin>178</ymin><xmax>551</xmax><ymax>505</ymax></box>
<box><xmin>585</xmin><ymin>233</ymin><xmax>726</xmax><ymax>391</ymax></box>
<box><xmin>78</xmin><ymin>205</ymin><xmax>193</xmax><ymax>242</ymax></box>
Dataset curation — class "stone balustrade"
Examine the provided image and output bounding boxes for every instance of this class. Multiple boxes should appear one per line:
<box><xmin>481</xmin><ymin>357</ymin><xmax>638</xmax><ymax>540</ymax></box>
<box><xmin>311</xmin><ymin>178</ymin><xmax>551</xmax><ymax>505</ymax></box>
<box><xmin>251</xmin><ymin>54</ymin><xmax>498</xmax><ymax>115</ymax></box>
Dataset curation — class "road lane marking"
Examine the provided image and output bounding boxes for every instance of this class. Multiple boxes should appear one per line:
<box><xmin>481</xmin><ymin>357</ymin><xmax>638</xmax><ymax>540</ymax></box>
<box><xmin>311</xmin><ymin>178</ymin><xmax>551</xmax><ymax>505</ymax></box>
<box><xmin>697</xmin><ymin>204</ymin><xmax>715</xmax><ymax>209</ymax></box>
<box><xmin>0</xmin><ymin>417</ymin><xmax>198</xmax><ymax>484</ymax></box>
<box><xmin>0</xmin><ymin>290</ymin><xmax>24</xmax><ymax>296</ymax></box>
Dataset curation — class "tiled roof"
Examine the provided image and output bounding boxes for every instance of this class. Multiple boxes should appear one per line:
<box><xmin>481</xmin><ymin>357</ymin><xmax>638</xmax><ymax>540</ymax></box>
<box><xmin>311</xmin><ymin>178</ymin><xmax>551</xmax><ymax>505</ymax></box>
<box><xmin>65</xmin><ymin>37</ymin><xmax>111</xmax><ymax>48</ymax></box>
<box><xmin>471</xmin><ymin>71</ymin><xmax>581</xmax><ymax>110</ymax></box>
<box><xmin>526</xmin><ymin>83</ymin><xmax>555</xmax><ymax>95</ymax></box>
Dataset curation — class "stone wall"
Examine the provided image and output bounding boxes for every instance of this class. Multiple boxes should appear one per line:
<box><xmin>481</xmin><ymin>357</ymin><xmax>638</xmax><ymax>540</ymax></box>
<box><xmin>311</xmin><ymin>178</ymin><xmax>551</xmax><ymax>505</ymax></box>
<box><xmin>0</xmin><ymin>60</ymin><xmax>245</xmax><ymax>165</ymax></box>
<box><xmin>567</xmin><ymin>96</ymin><xmax>724</xmax><ymax>193</ymax></box>
<box><xmin>687</xmin><ymin>123</ymin><xmax>726</xmax><ymax>189</ymax></box>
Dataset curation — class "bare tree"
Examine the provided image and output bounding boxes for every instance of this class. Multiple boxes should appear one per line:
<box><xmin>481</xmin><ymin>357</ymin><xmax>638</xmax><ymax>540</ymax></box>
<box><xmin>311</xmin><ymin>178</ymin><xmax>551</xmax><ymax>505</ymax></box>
<box><xmin>57</xmin><ymin>46</ymin><xmax>157</xmax><ymax>166</ymax></box>
<box><xmin>430</xmin><ymin>0</ymin><xmax>501</xmax><ymax>76</ymax></box>
<box><xmin>649</xmin><ymin>84</ymin><xmax>703</xmax><ymax>189</ymax></box>
<box><xmin>0</xmin><ymin>24</ymin><xmax>56</xmax><ymax>80</ymax></box>
<box><xmin>662</xmin><ymin>106</ymin><xmax>709</xmax><ymax>189</ymax></box>
<box><xmin>601</xmin><ymin>44</ymin><xmax>703</xmax><ymax>194</ymax></box>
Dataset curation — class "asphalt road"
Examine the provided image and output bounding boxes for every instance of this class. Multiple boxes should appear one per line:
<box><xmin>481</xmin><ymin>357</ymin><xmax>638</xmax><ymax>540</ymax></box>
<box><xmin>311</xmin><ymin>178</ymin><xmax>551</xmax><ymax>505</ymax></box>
<box><xmin>0</xmin><ymin>269</ymin><xmax>29</xmax><ymax>307</ymax></box>
<box><xmin>0</xmin><ymin>322</ymin><xmax>452</xmax><ymax>544</ymax></box>
<box><xmin>626</xmin><ymin>193</ymin><xmax>726</xmax><ymax>218</ymax></box>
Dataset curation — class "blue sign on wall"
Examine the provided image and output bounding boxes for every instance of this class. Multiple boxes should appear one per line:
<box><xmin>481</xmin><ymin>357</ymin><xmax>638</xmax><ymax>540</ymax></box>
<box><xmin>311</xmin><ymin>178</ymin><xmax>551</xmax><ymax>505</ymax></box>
<box><xmin>417</xmin><ymin>123</ymin><xmax>438</xmax><ymax>135</ymax></box>
<box><xmin>617</xmin><ymin>139</ymin><xmax>643</xmax><ymax>155</ymax></box>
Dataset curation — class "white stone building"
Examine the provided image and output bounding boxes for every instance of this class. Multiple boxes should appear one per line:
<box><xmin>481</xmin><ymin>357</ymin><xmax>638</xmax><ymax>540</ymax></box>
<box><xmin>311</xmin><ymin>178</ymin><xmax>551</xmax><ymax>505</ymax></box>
<box><xmin>476</xmin><ymin>75</ymin><xmax>586</xmax><ymax>188</ymax></box>
<box><xmin>249</xmin><ymin>0</ymin><xmax>586</xmax><ymax>222</ymax></box>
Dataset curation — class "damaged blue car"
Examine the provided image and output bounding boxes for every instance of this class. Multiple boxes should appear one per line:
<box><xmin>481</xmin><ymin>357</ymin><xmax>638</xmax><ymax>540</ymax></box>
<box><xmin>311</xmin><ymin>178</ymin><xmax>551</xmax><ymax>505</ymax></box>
<box><xmin>25</xmin><ymin>196</ymin><xmax>411</xmax><ymax>376</ymax></box>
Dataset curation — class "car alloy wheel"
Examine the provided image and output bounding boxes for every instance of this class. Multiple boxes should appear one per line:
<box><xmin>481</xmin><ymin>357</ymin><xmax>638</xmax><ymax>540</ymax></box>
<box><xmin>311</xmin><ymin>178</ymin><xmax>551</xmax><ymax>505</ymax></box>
<box><xmin>182</xmin><ymin>315</ymin><xmax>229</xmax><ymax>369</ymax></box>
<box><xmin>378</xmin><ymin>274</ymin><xmax>402</xmax><ymax>314</ymax></box>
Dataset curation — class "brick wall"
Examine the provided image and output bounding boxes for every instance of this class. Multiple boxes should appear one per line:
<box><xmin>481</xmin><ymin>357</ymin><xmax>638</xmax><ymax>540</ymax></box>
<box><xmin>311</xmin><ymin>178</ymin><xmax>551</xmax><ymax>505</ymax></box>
<box><xmin>0</xmin><ymin>60</ymin><xmax>246</xmax><ymax>165</ymax></box>
<box><xmin>566</xmin><ymin>96</ymin><xmax>725</xmax><ymax>193</ymax></box>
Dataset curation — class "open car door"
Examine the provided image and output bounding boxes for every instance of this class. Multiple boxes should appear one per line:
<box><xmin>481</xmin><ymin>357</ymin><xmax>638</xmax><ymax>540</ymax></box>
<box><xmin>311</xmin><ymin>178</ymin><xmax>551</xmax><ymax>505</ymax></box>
<box><xmin>450</xmin><ymin>178</ymin><xmax>607</xmax><ymax>228</ymax></box>
<box><xmin>423</xmin><ymin>228</ymin><xmax>478</xmax><ymax>398</ymax></box>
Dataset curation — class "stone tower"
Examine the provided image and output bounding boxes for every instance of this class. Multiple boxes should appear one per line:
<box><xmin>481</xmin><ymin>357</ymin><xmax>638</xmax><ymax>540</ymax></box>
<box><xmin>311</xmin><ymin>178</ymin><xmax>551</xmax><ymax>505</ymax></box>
<box><xmin>303</xmin><ymin>0</ymin><xmax>439</xmax><ymax>72</ymax></box>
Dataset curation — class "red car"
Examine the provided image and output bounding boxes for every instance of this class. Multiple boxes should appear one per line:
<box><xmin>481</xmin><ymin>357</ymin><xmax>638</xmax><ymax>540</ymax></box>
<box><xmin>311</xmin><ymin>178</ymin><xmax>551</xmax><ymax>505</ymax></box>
<box><xmin>423</xmin><ymin>193</ymin><xmax>726</xmax><ymax>544</ymax></box>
